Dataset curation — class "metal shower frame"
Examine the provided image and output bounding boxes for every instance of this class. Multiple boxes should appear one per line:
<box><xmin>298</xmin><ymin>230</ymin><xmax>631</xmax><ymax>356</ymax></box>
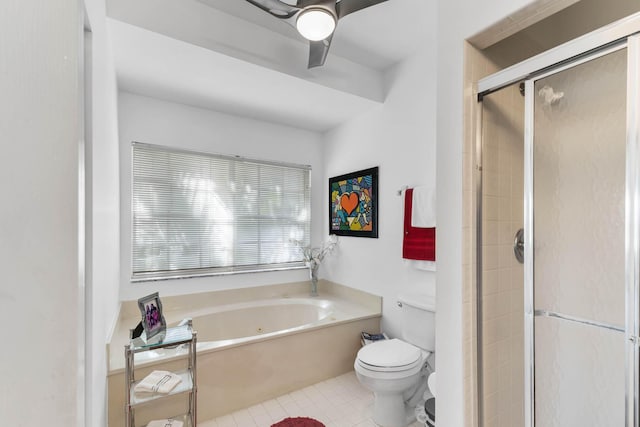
<box><xmin>475</xmin><ymin>11</ymin><xmax>640</xmax><ymax>427</ymax></box>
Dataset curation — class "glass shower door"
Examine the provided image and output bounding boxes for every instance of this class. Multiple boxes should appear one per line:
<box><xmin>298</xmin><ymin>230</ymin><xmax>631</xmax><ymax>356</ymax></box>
<box><xmin>528</xmin><ymin>47</ymin><xmax>628</xmax><ymax>426</ymax></box>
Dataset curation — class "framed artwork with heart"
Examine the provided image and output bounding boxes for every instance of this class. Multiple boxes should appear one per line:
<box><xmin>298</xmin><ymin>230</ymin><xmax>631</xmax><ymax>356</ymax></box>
<box><xmin>329</xmin><ymin>166</ymin><xmax>378</xmax><ymax>238</ymax></box>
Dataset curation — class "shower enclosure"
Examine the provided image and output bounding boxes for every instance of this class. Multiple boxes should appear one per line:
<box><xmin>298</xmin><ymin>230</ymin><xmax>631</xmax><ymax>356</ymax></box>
<box><xmin>475</xmin><ymin>14</ymin><xmax>640</xmax><ymax>427</ymax></box>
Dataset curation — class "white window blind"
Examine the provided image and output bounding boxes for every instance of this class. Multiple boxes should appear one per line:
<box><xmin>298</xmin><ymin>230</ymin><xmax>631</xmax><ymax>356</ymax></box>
<box><xmin>131</xmin><ymin>142</ymin><xmax>311</xmax><ymax>281</ymax></box>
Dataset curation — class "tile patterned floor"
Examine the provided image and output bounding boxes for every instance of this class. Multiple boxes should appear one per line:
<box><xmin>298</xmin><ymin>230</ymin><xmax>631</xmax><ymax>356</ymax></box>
<box><xmin>199</xmin><ymin>371</ymin><xmax>424</xmax><ymax>427</ymax></box>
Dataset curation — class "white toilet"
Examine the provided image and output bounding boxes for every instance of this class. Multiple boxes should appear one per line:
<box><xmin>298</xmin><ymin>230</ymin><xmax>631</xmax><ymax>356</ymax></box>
<box><xmin>354</xmin><ymin>292</ymin><xmax>435</xmax><ymax>427</ymax></box>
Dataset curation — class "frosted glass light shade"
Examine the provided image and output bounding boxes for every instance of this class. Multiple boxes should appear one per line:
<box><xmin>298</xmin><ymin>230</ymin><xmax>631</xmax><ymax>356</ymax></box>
<box><xmin>296</xmin><ymin>8</ymin><xmax>336</xmax><ymax>41</ymax></box>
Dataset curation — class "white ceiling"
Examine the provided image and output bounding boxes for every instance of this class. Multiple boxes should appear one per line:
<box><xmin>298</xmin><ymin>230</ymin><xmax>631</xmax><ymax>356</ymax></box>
<box><xmin>109</xmin><ymin>19</ymin><xmax>384</xmax><ymax>132</ymax></box>
<box><xmin>107</xmin><ymin>0</ymin><xmax>431</xmax><ymax>131</ymax></box>
<box><xmin>195</xmin><ymin>0</ymin><xmax>430</xmax><ymax>70</ymax></box>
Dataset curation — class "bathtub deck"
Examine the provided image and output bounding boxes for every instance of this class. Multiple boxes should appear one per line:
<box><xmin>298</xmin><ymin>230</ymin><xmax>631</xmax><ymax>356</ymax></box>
<box><xmin>200</xmin><ymin>371</ymin><xmax>425</xmax><ymax>427</ymax></box>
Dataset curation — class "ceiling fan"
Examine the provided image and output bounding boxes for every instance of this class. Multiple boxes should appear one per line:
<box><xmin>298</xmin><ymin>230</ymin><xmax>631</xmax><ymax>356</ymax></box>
<box><xmin>244</xmin><ymin>0</ymin><xmax>388</xmax><ymax>68</ymax></box>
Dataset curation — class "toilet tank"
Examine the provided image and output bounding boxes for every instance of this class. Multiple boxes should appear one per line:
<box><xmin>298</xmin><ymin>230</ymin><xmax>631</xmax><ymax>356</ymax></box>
<box><xmin>398</xmin><ymin>292</ymin><xmax>436</xmax><ymax>352</ymax></box>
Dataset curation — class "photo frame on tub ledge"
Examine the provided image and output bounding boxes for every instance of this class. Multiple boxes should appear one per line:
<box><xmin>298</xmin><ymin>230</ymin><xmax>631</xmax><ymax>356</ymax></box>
<box><xmin>137</xmin><ymin>292</ymin><xmax>167</xmax><ymax>343</ymax></box>
<box><xmin>329</xmin><ymin>166</ymin><xmax>378</xmax><ymax>238</ymax></box>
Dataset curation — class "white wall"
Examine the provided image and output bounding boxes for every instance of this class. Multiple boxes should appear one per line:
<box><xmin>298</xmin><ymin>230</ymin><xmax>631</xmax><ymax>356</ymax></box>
<box><xmin>435</xmin><ymin>0</ymin><xmax>538</xmax><ymax>426</ymax></box>
<box><xmin>117</xmin><ymin>92</ymin><xmax>324</xmax><ymax>301</ymax></box>
<box><xmin>1</xmin><ymin>0</ymin><xmax>120</xmax><ymax>425</ymax></box>
<box><xmin>0</xmin><ymin>0</ymin><xmax>82</xmax><ymax>425</ymax></box>
<box><xmin>85</xmin><ymin>0</ymin><xmax>122</xmax><ymax>426</ymax></box>
<box><xmin>322</xmin><ymin>44</ymin><xmax>437</xmax><ymax>339</ymax></box>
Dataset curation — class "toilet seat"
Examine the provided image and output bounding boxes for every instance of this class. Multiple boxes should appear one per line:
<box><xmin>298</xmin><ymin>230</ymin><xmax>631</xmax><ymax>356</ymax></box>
<box><xmin>356</xmin><ymin>339</ymin><xmax>424</xmax><ymax>373</ymax></box>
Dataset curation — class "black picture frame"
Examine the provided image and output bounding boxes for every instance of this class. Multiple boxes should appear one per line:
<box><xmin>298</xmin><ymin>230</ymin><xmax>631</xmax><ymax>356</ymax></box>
<box><xmin>329</xmin><ymin>166</ymin><xmax>378</xmax><ymax>238</ymax></box>
<box><xmin>137</xmin><ymin>292</ymin><xmax>167</xmax><ymax>341</ymax></box>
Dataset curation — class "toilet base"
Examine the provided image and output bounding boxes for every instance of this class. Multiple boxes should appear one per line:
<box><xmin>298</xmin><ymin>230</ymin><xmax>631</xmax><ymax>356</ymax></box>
<box><xmin>371</xmin><ymin>392</ymin><xmax>417</xmax><ymax>427</ymax></box>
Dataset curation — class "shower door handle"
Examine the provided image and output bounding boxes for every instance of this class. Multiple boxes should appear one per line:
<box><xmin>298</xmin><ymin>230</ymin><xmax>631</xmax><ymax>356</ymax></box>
<box><xmin>514</xmin><ymin>228</ymin><xmax>524</xmax><ymax>264</ymax></box>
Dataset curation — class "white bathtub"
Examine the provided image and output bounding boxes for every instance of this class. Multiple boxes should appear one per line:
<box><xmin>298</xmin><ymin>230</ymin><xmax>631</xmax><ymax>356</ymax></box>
<box><xmin>129</xmin><ymin>298</ymin><xmax>341</xmax><ymax>366</ymax></box>
<box><xmin>107</xmin><ymin>281</ymin><xmax>381</xmax><ymax>426</ymax></box>
<box><xmin>194</xmin><ymin>298</ymin><xmax>333</xmax><ymax>339</ymax></box>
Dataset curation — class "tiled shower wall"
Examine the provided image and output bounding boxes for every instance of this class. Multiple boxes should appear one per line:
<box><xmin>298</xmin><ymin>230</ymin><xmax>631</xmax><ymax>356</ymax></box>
<box><xmin>462</xmin><ymin>42</ymin><xmax>525</xmax><ymax>427</ymax></box>
<box><xmin>479</xmin><ymin>84</ymin><xmax>524</xmax><ymax>427</ymax></box>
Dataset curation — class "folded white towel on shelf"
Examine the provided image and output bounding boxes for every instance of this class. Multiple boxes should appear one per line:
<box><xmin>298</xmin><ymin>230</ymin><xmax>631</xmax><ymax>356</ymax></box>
<box><xmin>134</xmin><ymin>370</ymin><xmax>182</xmax><ymax>395</ymax></box>
<box><xmin>146</xmin><ymin>419</ymin><xmax>183</xmax><ymax>427</ymax></box>
<box><xmin>411</xmin><ymin>186</ymin><xmax>436</xmax><ymax>228</ymax></box>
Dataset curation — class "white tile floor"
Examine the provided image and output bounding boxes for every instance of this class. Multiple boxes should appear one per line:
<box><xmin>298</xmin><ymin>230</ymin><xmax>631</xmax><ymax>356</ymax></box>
<box><xmin>199</xmin><ymin>371</ymin><xmax>424</xmax><ymax>427</ymax></box>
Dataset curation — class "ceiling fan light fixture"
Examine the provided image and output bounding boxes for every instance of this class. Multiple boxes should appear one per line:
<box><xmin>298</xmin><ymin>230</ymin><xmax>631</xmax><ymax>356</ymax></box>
<box><xmin>296</xmin><ymin>8</ymin><xmax>336</xmax><ymax>41</ymax></box>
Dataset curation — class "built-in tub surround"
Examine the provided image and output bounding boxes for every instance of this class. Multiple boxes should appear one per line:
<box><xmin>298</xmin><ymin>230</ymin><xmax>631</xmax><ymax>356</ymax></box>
<box><xmin>107</xmin><ymin>281</ymin><xmax>381</xmax><ymax>426</ymax></box>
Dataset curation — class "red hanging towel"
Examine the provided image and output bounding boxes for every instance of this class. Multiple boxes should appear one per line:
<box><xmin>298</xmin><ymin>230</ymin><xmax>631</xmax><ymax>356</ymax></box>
<box><xmin>403</xmin><ymin>188</ymin><xmax>436</xmax><ymax>261</ymax></box>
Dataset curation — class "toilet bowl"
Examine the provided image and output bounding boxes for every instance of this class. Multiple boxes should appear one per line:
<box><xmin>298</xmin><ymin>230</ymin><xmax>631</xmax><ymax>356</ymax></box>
<box><xmin>354</xmin><ymin>338</ymin><xmax>430</xmax><ymax>427</ymax></box>
<box><xmin>354</xmin><ymin>292</ymin><xmax>436</xmax><ymax>427</ymax></box>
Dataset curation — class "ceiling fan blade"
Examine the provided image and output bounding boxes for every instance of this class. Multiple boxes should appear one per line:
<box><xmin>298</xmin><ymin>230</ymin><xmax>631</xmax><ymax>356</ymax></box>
<box><xmin>244</xmin><ymin>0</ymin><xmax>300</xmax><ymax>19</ymax></box>
<box><xmin>296</xmin><ymin>0</ymin><xmax>336</xmax><ymax>8</ymax></box>
<box><xmin>308</xmin><ymin>34</ymin><xmax>333</xmax><ymax>68</ymax></box>
<box><xmin>336</xmin><ymin>0</ymin><xmax>387</xmax><ymax>19</ymax></box>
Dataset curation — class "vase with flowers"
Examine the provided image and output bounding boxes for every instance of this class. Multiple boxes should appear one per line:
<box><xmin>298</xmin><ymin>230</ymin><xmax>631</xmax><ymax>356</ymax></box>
<box><xmin>293</xmin><ymin>235</ymin><xmax>338</xmax><ymax>296</ymax></box>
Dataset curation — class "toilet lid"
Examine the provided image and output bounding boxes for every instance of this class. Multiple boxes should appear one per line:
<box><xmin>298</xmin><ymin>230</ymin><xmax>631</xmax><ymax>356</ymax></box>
<box><xmin>357</xmin><ymin>339</ymin><xmax>422</xmax><ymax>372</ymax></box>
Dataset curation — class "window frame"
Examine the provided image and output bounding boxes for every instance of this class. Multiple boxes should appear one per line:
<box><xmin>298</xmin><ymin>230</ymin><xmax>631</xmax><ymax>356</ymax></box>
<box><xmin>130</xmin><ymin>142</ymin><xmax>311</xmax><ymax>282</ymax></box>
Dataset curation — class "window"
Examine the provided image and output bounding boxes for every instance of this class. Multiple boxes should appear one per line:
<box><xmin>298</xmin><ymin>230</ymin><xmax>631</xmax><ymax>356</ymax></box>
<box><xmin>131</xmin><ymin>143</ymin><xmax>311</xmax><ymax>281</ymax></box>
